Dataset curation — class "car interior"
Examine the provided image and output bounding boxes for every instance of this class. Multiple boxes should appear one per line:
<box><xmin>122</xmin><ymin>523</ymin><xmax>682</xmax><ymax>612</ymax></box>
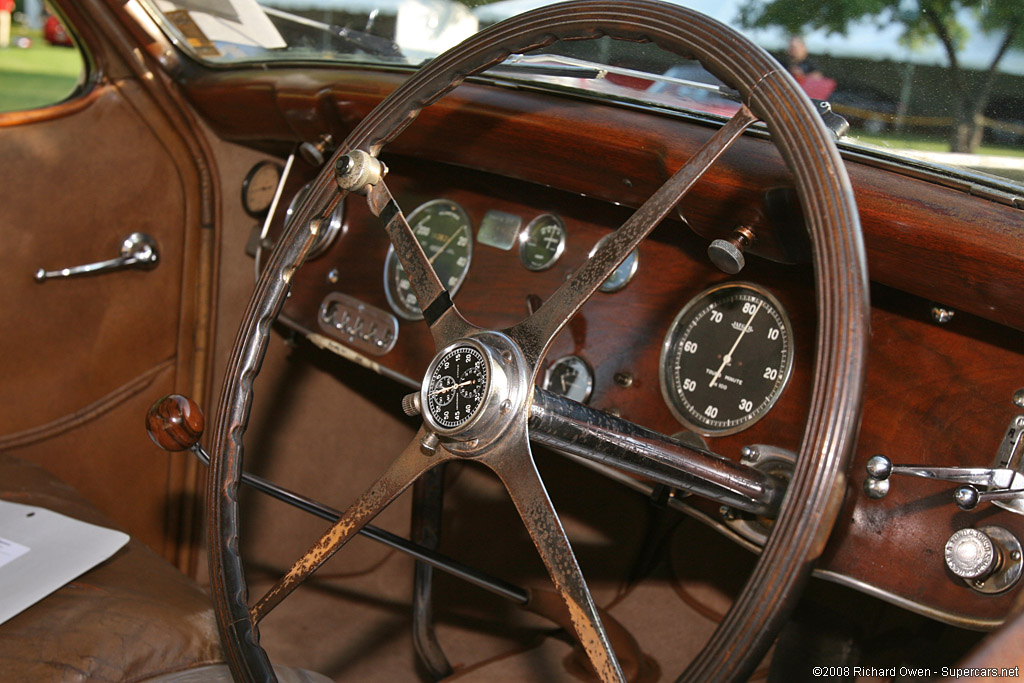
<box><xmin>1</xmin><ymin>0</ymin><xmax>1023</xmax><ymax>681</ymax></box>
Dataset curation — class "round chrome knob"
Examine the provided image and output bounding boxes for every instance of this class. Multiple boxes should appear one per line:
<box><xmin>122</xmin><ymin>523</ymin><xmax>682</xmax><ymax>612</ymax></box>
<box><xmin>945</xmin><ymin>528</ymin><xmax>997</xmax><ymax>580</ymax></box>
<box><xmin>954</xmin><ymin>484</ymin><xmax>981</xmax><ymax>510</ymax></box>
<box><xmin>865</xmin><ymin>454</ymin><xmax>892</xmax><ymax>480</ymax></box>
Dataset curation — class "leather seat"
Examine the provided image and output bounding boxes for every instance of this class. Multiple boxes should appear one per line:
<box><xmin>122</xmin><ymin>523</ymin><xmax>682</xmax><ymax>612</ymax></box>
<box><xmin>0</xmin><ymin>454</ymin><xmax>224</xmax><ymax>682</ymax></box>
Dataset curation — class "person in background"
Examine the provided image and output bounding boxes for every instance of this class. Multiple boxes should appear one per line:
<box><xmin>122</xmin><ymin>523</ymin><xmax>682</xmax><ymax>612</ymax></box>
<box><xmin>0</xmin><ymin>0</ymin><xmax>14</xmax><ymax>49</ymax></box>
<box><xmin>786</xmin><ymin>36</ymin><xmax>823</xmax><ymax>80</ymax></box>
<box><xmin>785</xmin><ymin>35</ymin><xmax>835</xmax><ymax>99</ymax></box>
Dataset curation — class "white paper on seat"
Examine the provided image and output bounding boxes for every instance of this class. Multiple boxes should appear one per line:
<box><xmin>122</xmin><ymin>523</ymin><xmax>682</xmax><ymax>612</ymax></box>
<box><xmin>0</xmin><ymin>500</ymin><xmax>129</xmax><ymax>626</ymax></box>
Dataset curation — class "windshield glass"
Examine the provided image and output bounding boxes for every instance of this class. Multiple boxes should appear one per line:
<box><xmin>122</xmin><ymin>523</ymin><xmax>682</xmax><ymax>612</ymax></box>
<box><xmin>146</xmin><ymin>0</ymin><xmax>1024</xmax><ymax>186</ymax></box>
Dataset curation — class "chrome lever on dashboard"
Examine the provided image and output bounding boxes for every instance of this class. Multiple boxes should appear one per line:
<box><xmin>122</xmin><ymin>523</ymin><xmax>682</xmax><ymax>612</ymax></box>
<box><xmin>864</xmin><ymin>415</ymin><xmax>1024</xmax><ymax>515</ymax></box>
<box><xmin>34</xmin><ymin>232</ymin><xmax>159</xmax><ymax>282</ymax></box>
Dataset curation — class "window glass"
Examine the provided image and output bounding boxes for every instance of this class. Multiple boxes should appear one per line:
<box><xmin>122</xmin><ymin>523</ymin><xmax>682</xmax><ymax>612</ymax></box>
<box><xmin>0</xmin><ymin>4</ymin><xmax>85</xmax><ymax>113</ymax></box>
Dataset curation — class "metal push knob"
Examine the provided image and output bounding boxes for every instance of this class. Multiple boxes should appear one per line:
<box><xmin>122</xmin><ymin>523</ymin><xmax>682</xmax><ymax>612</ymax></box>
<box><xmin>944</xmin><ymin>528</ymin><xmax>997</xmax><ymax>580</ymax></box>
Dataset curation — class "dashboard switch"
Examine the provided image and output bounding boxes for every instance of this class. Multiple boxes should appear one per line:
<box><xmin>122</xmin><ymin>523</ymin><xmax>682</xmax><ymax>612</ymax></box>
<box><xmin>707</xmin><ymin>226</ymin><xmax>755</xmax><ymax>274</ymax></box>
<box><xmin>945</xmin><ymin>528</ymin><xmax>996</xmax><ymax>580</ymax></box>
<box><xmin>944</xmin><ymin>526</ymin><xmax>1022</xmax><ymax>594</ymax></box>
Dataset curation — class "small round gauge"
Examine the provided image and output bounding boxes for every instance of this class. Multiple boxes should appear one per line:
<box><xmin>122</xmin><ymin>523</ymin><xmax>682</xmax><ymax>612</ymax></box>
<box><xmin>285</xmin><ymin>183</ymin><xmax>346</xmax><ymax>259</ymax></box>
<box><xmin>425</xmin><ymin>345</ymin><xmax>489</xmax><ymax>430</ymax></box>
<box><xmin>384</xmin><ymin>199</ymin><xmax>473</xmax><ymax>321</ymax></box>
<box><xmin>590</xmin><ymin>233</ymin><xmax>639</xmax><ymax>293</ymax></box>
<box><xmin>242</xmin><ymin>161</ymin><xmax>282</xmax><ymax>217</ymax></box>
<box><xmin>660</xmin><ymin>282</ymin><xmax>794</xmax><ymax>436</ymax></box>
<box><xmin>543</xmin><ymin>355</ymin><xmax>593</xmax><ymax>404</ymax></box>
<box><xmin>519</xmin><ymin>214</ymin><xmax>566</xmax><ymax>271</ymax></box>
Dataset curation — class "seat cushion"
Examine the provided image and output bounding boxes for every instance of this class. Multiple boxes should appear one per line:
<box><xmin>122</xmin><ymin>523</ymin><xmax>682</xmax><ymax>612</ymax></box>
<box><xmin>0</xmin><ymin>454</ymin><xmax>224</xmax><ymax>682</ymax></box>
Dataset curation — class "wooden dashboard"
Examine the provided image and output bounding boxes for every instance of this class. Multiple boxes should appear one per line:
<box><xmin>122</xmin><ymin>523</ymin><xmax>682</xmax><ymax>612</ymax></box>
<box><xmin>183</xmin><ymin>64</ymin><xmax>1024</xmax><ymax>629</ymax></box>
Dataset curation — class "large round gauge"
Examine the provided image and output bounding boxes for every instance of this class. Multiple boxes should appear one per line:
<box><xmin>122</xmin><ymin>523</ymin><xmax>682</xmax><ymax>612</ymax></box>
<box><xmin>425</xmin><ymin>344</ymin><xmax>488</xmax><ymax>430</ymax></box>
<box><xmin>384</xmin><ymin>199</ymin><xmax>473</xmax><ymax>320</ymax></box>
<box><xmin>590</xmin><ymin>233</ymin><xmax>639</xmax><ymax>293</ymax></box>
<box><xmin>660</xmin><ymin>282</ymin><xmax>794</xmax><ymax>436</ymax></box>
<box><xmin>285</xmin><ymin>182</ymin><xmax>346</xmax><ymax>259</ymax></box>
<box><xmin>519</xmin><ymin>214</ymin><xmax>566</xmax><ymax>271</ymax></box>
<box><xmin>242</xmin><ymin>161</ymin><xmax>282</xmax><ymax>217</ymax></box>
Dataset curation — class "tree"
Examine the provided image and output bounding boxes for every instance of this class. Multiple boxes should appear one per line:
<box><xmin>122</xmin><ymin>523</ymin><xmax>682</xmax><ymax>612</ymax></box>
<box><xmin>737</xmin><ymin>0</ymin><xmax>1022</xmax><ymax>153</ymax></box>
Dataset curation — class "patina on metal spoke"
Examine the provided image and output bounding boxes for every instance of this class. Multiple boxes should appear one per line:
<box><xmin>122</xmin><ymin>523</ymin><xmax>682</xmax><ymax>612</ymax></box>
<box><xmin>250</xmin><ymin>427</ymin><xmax>455</xmax><ymax>623</ymax></box>
<box><xmin>508</xmin><ymin>105</ymin><xmax>758</xmax><ymax>370</ymax></box>
<box><xmin>482</xmin><ymin>435</ymin><xmax>625</xmax><ymax>682</ymax></box>
<box><xmin>365</xmin><ymin>178</ymin><xmax>477</xmax><ymax>348</ymax></box>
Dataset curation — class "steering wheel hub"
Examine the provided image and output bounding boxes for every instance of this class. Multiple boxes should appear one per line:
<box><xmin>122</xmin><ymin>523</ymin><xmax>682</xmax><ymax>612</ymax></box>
<box><xmin>420</xmin><ymin>333</ymin><xmax>529</xmax><ymax>452</ymax></box>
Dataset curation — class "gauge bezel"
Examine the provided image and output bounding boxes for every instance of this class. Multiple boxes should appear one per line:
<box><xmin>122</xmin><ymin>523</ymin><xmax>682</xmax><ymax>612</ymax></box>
<box><xmin>519</xmin><ymin>213</ymin><xmax>567</xmax><ymax>271</ymax></box>
<box><xmin>589</xmin><ymin>232</ymin><xmax>639</xmax><ymax>293</ymax></box>
<box><xmin>241</xmin><ymin>160</ymin><xmax>283</xmax><ymax>218</ymax></box>
<box><xmin>659</xmin><ymin>282</ymin><xmax>794</xmax><ymax>436</ymax></box>
<box><xmin>542</xmin><ymin>354</ymin><xmax>594</xmax><ymax>404</ymax></box>
<box><xmin>383</xmin><ymin>199</ymin><xmax>473</xmax><ymax>321</ymax></box>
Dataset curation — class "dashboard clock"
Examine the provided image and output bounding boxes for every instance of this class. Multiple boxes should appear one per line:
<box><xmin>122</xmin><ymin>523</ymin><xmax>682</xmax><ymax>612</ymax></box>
<box><xmin>660</xmin><ymin>282</ymin><xmax>794</xmax><ymax>436</ymax></box>
<box><xmin>425</xmin><ymin>344</ymin><xmax>489</xmax><ymax>431</ymax></box>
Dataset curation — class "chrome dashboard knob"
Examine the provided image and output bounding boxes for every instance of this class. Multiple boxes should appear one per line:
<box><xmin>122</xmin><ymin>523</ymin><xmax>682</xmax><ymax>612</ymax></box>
<box><xmin>944</xmin><ymin>528</ymin><xmax>997</xmax><ymax>580</ymax></box>
<box><xmin>944</xmin><ymin>526</ymin><xmax>1023</xmax><ymax>594</ymax></box>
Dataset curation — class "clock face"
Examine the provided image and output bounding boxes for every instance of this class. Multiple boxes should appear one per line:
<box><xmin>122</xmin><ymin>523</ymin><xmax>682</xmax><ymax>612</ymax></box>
<box><xmin>425</xmin><ymin>345</ymin><xmax>488</xmax><ymax>430</ymax></box>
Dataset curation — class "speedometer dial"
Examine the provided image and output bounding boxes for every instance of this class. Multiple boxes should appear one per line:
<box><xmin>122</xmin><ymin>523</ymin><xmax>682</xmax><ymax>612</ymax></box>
<box><xmin>659</xmin><ymin>283</ymin><xmax>794</xmax><ymax>436</ymax></box>
<box><xmin>384</xmin><ymin>199</ymin><xmax>473</xmax><ymax>321</ymax></box>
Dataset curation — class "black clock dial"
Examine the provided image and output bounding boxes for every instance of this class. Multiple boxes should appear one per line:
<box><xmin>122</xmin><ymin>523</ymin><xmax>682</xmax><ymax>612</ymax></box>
<box><xmin>426</xmin><ymin>345</ymin><xmax>488</xmax><ymax>430</ymax></box>
<box><xmin>660</xmin><ymin>283</ymin><xmax>793</xmax><ymax>436</ymax></box>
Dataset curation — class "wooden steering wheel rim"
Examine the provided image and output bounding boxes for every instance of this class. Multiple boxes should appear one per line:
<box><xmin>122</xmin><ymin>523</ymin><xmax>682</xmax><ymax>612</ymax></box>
<box><xmin>207</xmin><ymin>1</ymin><xmax>870</xmax><ymax>680</ymax></box>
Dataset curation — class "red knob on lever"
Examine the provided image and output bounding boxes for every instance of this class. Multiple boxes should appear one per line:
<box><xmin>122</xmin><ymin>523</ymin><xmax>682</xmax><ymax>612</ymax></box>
<box><xmin>146</xmin><ymin>394</ymin><xmax>205</xmax><ymax>452</ymax></box>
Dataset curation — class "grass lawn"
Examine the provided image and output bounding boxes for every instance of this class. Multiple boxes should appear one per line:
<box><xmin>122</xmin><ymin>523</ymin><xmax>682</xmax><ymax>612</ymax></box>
<box><xmin>853</xmin><ymin>131</ymin><xmax>1024</xmax><ymax>159</ymax></box>
<box><xmin>0</xmin><ymin>27</ymin><xmax>84</xmax><ymax>113</ymax></box>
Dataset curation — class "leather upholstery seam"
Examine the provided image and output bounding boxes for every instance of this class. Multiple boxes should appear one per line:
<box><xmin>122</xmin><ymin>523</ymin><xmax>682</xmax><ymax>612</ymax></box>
<box><xmin>0</xmin><ymin>358</ymin><xmax>175</xmax><ymax>451</ymax></box>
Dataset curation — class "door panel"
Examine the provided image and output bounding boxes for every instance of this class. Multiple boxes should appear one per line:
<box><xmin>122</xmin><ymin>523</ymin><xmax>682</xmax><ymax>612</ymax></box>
<box><xmin>0</xmin><ymin>80</ymin><xmax>203</xmax><ymax>561</ymax></box>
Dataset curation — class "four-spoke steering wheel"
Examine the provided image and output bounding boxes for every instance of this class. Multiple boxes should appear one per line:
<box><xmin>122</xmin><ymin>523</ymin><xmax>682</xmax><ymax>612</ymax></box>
<box><xmin>207</xmin><ymin>1</ymin><xmax>869</xmax><ymax>680</ymax></box>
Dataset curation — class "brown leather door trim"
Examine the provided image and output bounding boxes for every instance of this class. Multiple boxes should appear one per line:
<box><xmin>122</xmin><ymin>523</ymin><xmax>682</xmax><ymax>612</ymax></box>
<box><xmin>0</xmin><ymin>358</ymin><xmax>174</xmax><ymax>451</ymax></box>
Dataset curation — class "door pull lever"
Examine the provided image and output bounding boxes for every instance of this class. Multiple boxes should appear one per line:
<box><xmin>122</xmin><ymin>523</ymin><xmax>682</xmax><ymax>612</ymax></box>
<box><xmin>35</xmin><ymin>232</ymin><xmax>159</xmax><ymax>282</ymax></box>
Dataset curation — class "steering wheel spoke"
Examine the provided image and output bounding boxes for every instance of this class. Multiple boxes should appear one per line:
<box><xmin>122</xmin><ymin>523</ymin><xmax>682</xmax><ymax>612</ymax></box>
<box><xmin>484</xmin><ymin>440</ymin><xmax>626</xmax><ymax>683</ymax></box>
<box><xmin>508</xmin><ymin>105</ymin><xmax>758</xmax><ymax>369</ymax></box>
<box><xmin>365</xmin><ymin>178</ymin><xmax>477</xmax><ymax>347</ymax></box>
<box><xmin>529</xmin><ymin>388</ymin><xmax>785</xmax><ymax>516</ymax></box>
<box><xmin>249</xmin><ymin>427</ymin><xmax>454</xmax><ymax>623</ymax></box>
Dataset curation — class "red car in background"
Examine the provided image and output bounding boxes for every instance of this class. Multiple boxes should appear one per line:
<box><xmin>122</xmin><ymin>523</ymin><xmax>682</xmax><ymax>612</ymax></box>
<box><xmin>44</xmin><ymin>13</ymin><xmax>72</xmax><ymax>46</ymax></box>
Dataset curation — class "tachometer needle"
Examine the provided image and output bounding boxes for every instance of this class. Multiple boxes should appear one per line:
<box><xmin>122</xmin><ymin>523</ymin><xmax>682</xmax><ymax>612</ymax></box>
<box><xmin>428</xmin><ymin>226</ymin><xmax>465</xmax><ymax>265</ymax></box>
<box><xmin>709</xmin><ymin>301</ymin><xmax>762</xmax><ymax>388</ymax></box>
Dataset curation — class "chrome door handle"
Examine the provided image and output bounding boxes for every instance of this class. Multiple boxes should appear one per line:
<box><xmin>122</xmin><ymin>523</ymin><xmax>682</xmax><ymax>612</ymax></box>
<box><xmin>35</xmin><ymin>232</ymin><xmax>159</xmax><ymax>282</ymax></box>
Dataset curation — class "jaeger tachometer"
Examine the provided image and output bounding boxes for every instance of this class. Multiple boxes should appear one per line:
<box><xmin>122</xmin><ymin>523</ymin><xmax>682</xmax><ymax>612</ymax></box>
<box><xmin>659</xmin><ymin>282</ymin><xmax>794</xmax><ymax>436</ymax></box>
